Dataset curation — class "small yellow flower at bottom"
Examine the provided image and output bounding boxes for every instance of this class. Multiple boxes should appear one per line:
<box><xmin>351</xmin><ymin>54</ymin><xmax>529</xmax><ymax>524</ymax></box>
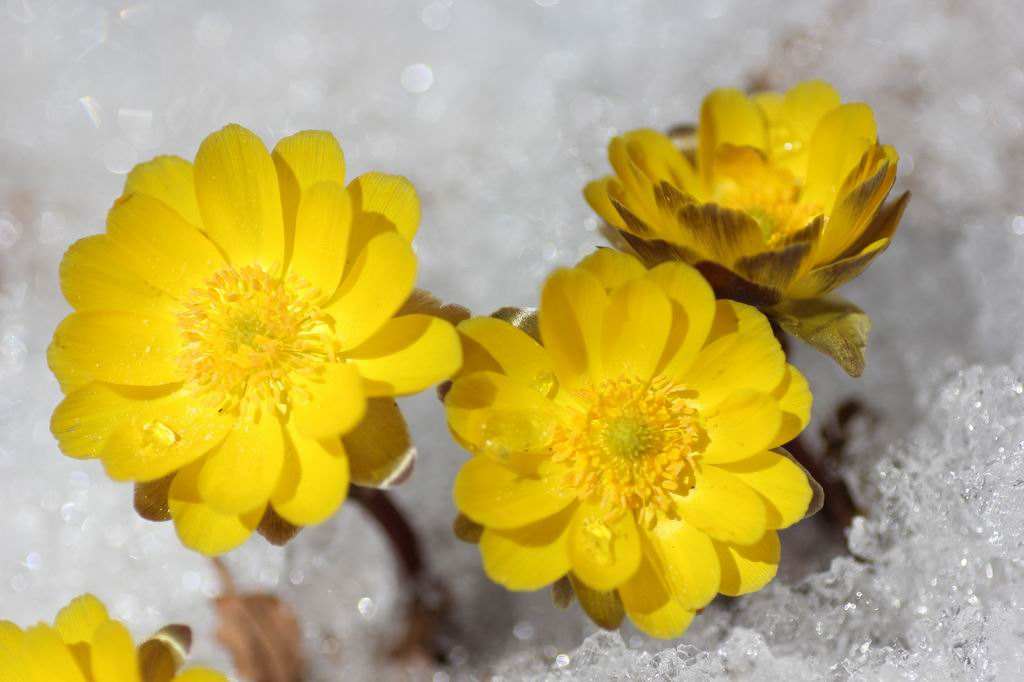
<box><xmin>48</xmin><ymin>124</ymin><xmax>462</xmax><ymax>556</ymax></box>
<box><xmin>0</xmin><ymin>593</ymin><xmax>226</xmax><ymax>682</ymax></box>
<box><xmin>445</xmin><ymin>249</ymin><xmax>815</xmax><ymax>638</ymax></box>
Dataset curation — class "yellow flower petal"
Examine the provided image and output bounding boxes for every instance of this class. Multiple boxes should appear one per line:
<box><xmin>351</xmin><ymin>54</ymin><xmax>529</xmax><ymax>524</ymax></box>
<box><xmin>815</xmin><ymin>152</ymin><xmax>895</xmax><ymax>265</ymax></box>
<box><xmin>577</xmin><ymin>248</ymin><xmax>646</xmax><ymax>291</ymax></box>
<box><xmin>59</xmin><ymin>235</ymin><xmax>174</xmax><ymax>314</ymax></box>
<box><xmin>290</xmin><ymin>362</ymin><xmax>366</xmax><ymax>439</ymax></box>
<box><xmin>698</xmin><ymin>88</ymin><xmax>767</xmax><ymax>190</ymax></box>
<box><xmin>683</xmin><ymin>301</ymin><xmax>785</xmax><ymax>407</ymax></box>
<box><xmin>90</xmin><ymin>621</ymin><xmax>141</xmax><ymax>682</ymax></box>
<box><xmin>567</xmin><ymin>503</ymin><xmax>642</xmax><ymax>592</ymax></box>
<box><xmin>771</xmin><ymin>366</ymin><xmax>811</xmax><ymax>447</ymax></box>
<box><xmin>325</xmin><ymin>230</ymin><xmax>417</xmax><ymax>350</ymax></box>
<box><xmin>54</xmin><ymin>594</ymin><xmax>109</xmax><ymax>644</ymax></box>
<box><xmin>623</xmin><ymin>128</ymin><xmax>700</xmax><ymax>196</ymax></box>
<box><xmin>48</xmin><ymin>312</ymin><xmax>185</xmax><ymax>388</ymax></box>
<box><xmin>539</xmin><ymin>268</ymin><xmax>607</xmax><ymax>390</ymax></box>
<box><xmin>51</xmin><ymin>383</ymin><xmax>180</xmax><ymax>460</ymax></box>
<box><xmin>600</xmin><ymin>277</ymin><xmax>672</xmax><ymax>382</ymax></box>
<box><xmin>445</xmin><ymin>371</ymin><xmax>558</xmax><ymax>459</ymax></box>
<box><xmin>288</xmin><ymin>181</ymin><xmax>353</xmax><ymax>300</ymax></box>
<box><xmin>272</xmin><ymin>130</ymin><xmax>346</xmax><ymax>247</ymax></box>
<box><xmin>123</xmin><ymin>155</ymin><xmax>202</xmax><ymax>227</ymax></box>
<box><xmin>803</xmin><ymin>103</ymin><xmax>877</xmax><ymax>211</ymax></box>
<box><xmin>646</xmin><ymin>518</ymin><xmax>721</xmax><ymax>610</ymax></box>
<box><xmin>479</xmin><ymin>505</ymin><xmax>574</xmax><ymax>590</ymax></box>
<box><xmin>101</xmin><ymin>390</ymin><xmax>233</xmax><ymax>482</ymax></box>
<box><xmin>194</xmin><ymin>124</ymin><xmax>284</xmax><ymax>268</ymax></box>
<box><xmin>714</xmin><ymin>531</ymin><xmax>780</xmax><ymax>596</ymax></box>
<box><xmin>456</xmin><ymin>316</ymin><xmax>553</xmax><ymax>387</ymax></box>
<box><xmin>343</xmin><ymin>398</ymin><xmax>415</xmax><ymax>488</ymax></box>
<box><xmin>20</xmin><ymin>624</ymin><xmax>87</xmax><ymax>682</ymax></box>
<box><xmin>716</xmin><ymin>451</ymin><xmax>812</xmax><ymax>529</ymax></box>
<box><xmin>346</xmin><ymin>314</ymin><xmax>461</xmax><ymax>397</ymax></box>
<box><xmin>701</xmin><ymin>390</ymin><xmax>783</xmax><ymax>464</ymax></box>
<box><xmin>618</xmin><ymin>552</ymin><xmax>695</xmax><ymax>639</ymax></box>
<box><xmin>272</xmin><ymin>425</ymin><xmax>349</xmax><ymax>526</ymax></box>
<box><xmin>169</xmin><ymin>462</ymin><xmax>263</xmax><ymax>556</ymax></box>
<box><xmin>676</xmin><ymin>464</ymin><xmax>766</xmax><ymax>545</ymax></box>
<box><xmin>198</xmin><ymin>415</ymin><xmax>285</xmax><ymax>514</ymax></box>
<box><xmin>106</xmin><ymin>193</ymin><xmax>226</xmax><ymax>299</ymax></box>
<box><xmin>348</xmin><ymin>172</ymin><xmax>420</xmax><ymax>242</ymax></box>
<box><xmin>773</xmin><ymin>80</ymin><xmax>841</xmax><ymax>177</ymax></box>
<box><xmin>583</xmin><ymin>178</ymin><xmax>626</xmax><ymax>229</ymax></box>
<box><xmin>453</xmin><ymin>455</ymin><xmax>574</xmax><ymax>529</ymax></box>
<box><xmin>646</xmin><ymin>261</ymin><xmax>716</xmax><ymax>380</ymax></box>
<box><xmin>0</xmin><ymin>621</ymin><xmax>30</xmax><ymax>682</ymax></box>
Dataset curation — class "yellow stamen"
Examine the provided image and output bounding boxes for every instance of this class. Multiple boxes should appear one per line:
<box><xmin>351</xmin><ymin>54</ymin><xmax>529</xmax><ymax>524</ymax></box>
<box><xmin>551</xmin><ymin>375</ymin><xmax>705</xmax><ymax>528</ymax></box>
<box><xmin>177</xmin><ymin>265</ymin><xmax>334</xmax><ymax>416</ymax></box>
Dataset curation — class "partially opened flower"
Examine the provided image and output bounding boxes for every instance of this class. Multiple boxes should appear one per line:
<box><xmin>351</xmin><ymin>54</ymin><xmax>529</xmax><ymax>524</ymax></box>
<box><xmin>445</xmin><ymin>250</ymin><xmax>820</xmax><ymax>638</ymax></box>
<box><xmin>0</xmin><ymin>593</ymin><xmax>225</xmax><ymax>681</ymax></box>
<box><xmin>585</xmin><ymin>80</ymin><xmax>909</xmax><ymax>375</ymax></box>
<box><xmin>49</xmin><ymin>124</ymin><xmax>462</xmax><ymax>555</ymax></box>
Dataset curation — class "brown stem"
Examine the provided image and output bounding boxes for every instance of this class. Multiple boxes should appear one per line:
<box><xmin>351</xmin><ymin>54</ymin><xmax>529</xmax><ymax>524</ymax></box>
<box><xmin>349</xmin><ymin>487</ymin><xmax>453</xmax><ymax>664</ymax></box>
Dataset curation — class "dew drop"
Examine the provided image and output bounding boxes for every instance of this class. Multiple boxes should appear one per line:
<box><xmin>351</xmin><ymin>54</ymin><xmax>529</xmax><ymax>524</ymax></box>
<box><xmin>141</xmin><ymin>421</ymin><xmax>178</xmax><ymax>449</ymax></box>
<box><xmin>480</xmin><ymin>409</ymin><xmax>553</xmax><ymax>460</ymax></box>
<box><xmin>581</xmin><ymin>517</ymin><xmax>615</xmax><ymax>566</ymax></box>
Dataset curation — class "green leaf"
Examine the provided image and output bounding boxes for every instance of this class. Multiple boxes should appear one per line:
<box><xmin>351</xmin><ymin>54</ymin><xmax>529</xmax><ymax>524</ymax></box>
<box><xmin>770</xmin><ymin>295</ymin><xmax>871</xmax><ymax>377</ymax></box>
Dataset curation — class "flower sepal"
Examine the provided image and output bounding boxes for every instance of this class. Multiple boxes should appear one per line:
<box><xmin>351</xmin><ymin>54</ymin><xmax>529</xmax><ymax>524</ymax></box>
<box><xmin>769</xmin><ymin>295</ymin><xmax>872</xmax><ymax>377</ymax></box>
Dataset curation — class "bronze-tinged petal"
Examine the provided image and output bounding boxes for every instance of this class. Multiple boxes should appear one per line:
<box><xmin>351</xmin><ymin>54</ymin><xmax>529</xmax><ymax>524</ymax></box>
<box><xmin>453</xmin><ymin>513</ymin><xmax>483</xmax><ymax>544</ymax></box>
<box><xmin>770</xmin><ymin>295</ymin><xmax>871</xmax><ymax>377</ymax></box>
<box><xmin>134</xmin><ymin>475</ymin><xmax>174</xmax><ymax>522</ymax></box>
<box><xmin>256</xmin><ymin>506</ymin><xmax>303</xmax><ymax>546</ymax></box>
<box><xmin>840</xmin><ymin>191</ymin><xmax>910</xmax><ymax>260</ymax></box>
<box><xmin>618</xmin><ymin>230</ymin><xmax>701</xmax><ymax>269</ymax></box>
<box><xmin>569</xmin><ymin>574</ymin><xmax>626</xmax><ymax>630</ymax></box>
<box><xmin>612</xmin><ymin>198</ymin><xmax>658</xmax><ymax>238</ymax></box>
<box><xmin>653</xmin><ymin>180</ymin><xmax>696</xmax><ymax>218</ymax></box>
<box><xmin>344</xmin><ymin>399</ymin><xmax>416</xmax><ymax>489</ymax></box>
<box><xmin>775</xmin><ymin>214</ymin><xmax>825</xmax><ymax>249</ymax></box>
<box><xmin>551</xmin><ymin>575</ymin><xmax>574</xmax><ymax>608</ymax></box>
<box><xmin>667</xmin><ymin>123</ymin><xmax>698</xmax><ymax>160</ymax></box>
<box><xmin>816</xmin><ymin>160</ymin><xmax>895</xmax><ymax>264</ymax></box>
<box><xmin>490</xmin><ymin>306</ymin><xmax>540</xmax><ymax>342</ymax></box>
<box><xmin>695</xmin><ymin>261</ymin><xmax>783</xmax><ymax>307</ymax></box>
<box><xmin>774</xmin><ymin>448</ymin><xmax>824</xmax><ymax>519</ymax></box>
<box><xmin>139</xmin><ymin>624</ymin><xmax>191</xmax><ymax>682</ymax></box>
<box><xmin>836</xmin><ymin>143</ymin><xmax>891</xmax><ymax>198</ymax></box>
<box><xmin>677</xmin><ymin>202</ymin><xmax>767</xmax><ymax>265</ymax></box>
<box><xmin>734</xmin><ymin>241</ymin><xmax>813</xmax><ymax>292</ymax></box>
<box><xmin>788</xmin><ymin>237</ymin><xmax>889</xmax><ymax>299</ymax></box>
<box><xmin>397</xmin><ymin>289</ymin><xmax>471</xmax><ymax>326</ymax></box>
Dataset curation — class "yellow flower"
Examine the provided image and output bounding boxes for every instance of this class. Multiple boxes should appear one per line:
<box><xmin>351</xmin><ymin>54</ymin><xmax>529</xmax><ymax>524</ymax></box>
<box><xmin>585</xmin><ymin>80</ymin><xmax>909</xmax><ymax>375</ymax></box>
<box><xmin>0</xmin><ymin>593</ymin><xmax>225</xmax><ymax>682</ymax></box>
<box><xmin>49</xmin><ymin>124</ymin><xmax>462</xmax><ymax>556</ymax></box>
<box><xmin>445</xmin><ymin>250</ymin><xmax>818</xmax><ymax>638</ymax></box>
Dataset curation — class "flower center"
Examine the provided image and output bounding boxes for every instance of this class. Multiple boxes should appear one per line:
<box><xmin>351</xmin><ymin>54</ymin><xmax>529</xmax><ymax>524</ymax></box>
<box><xmin>177</xmin><ymin>266</ymin><xmax>334</xmax><ymax>414</ymax></box>
<box><xmin>711</xmin><ymin>146</ymin><xmax>822</xmax><ymax>242</ymax></box>
<box><xmin>551</xmin><ymin>376</ymin><xmax>706</xmax><ymax>528</ymax></box>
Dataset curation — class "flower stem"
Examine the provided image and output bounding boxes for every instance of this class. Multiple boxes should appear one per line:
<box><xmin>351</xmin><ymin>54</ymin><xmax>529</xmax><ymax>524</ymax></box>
<box><xmin>349</xmin><ymin>487</ymin><xmax>453</xmax><ymax>663</ymax></box>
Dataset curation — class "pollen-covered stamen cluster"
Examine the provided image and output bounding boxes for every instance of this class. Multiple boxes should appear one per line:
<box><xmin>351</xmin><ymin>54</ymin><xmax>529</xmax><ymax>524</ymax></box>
<box><xmin>177</xmin><ymin>265</ymin><xmax>334</xmax><ymax>414</ymax></box>
<box><xmin>551</xmin><ymin>375</ymin><xmax>705</xmax><ymax>528</ymax></box>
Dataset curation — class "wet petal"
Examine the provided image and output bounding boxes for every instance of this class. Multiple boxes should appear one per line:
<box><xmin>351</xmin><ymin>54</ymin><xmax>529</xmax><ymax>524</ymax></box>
<box><xmin>272</xmin><ymin>425</ymin><xmax>349</xmax><ymax>526</ymax></box>
<box><xmin>453</xmin><ymin>455</ymin><xmax>574</xmax><ymax>529</ymax></box>
<box><xmin>676</xmin><ymin>464</ymin><xmax>766</xmax><ymax>545</ymax></box>
<box><xmin>714</xmin><ymin>531</ymin><xmax>780</xmax><ymax>596</ymax></box>
<box><xmin>568</xmin><ymin>503</ymin><xmax>642</xmax><ymax>591</ymax></box>
<box><xmin>346</xmin><ymin>315</ymin><xmax>461</xmax><ymax>397</ymax></box>
<box><xmin>194</xmin><ymin>124</ymin><xmax>284</xmax><ymax>268</ymax></box>
<box><xmin>479</xmin><ymin>506</ymin><xmax>574</xmax><ymax>590</ymax></box>
<box><xmin>49</xmin><ymin>312</ymin><xmax>185</xmax><ymax>388</ymax></box>
<box><xmin>198</xmin><ymin>415</ymin><xmax>286</xmax><ymax>514</ymax></box>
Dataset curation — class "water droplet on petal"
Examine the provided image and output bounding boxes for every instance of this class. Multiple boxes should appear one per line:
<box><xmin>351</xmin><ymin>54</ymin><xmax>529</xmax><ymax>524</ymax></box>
<box><xmin>531</xmin><ymin>370</ymin><xmax>558</xmax><ymax>397</ymax></box>
<box><xmin>480</xmin><ymin>409</ymin><xmax>554</xmax><ymax>460</ymax></box>
<box><xmin>141</xmin><ymin>421</ymin><xmax>178</xmax><ymax>449</ymax></box>
<box><xmin>581</xmin><ymin>517</ymin><xmax>615</xmax><ymax>566</ymax></box>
